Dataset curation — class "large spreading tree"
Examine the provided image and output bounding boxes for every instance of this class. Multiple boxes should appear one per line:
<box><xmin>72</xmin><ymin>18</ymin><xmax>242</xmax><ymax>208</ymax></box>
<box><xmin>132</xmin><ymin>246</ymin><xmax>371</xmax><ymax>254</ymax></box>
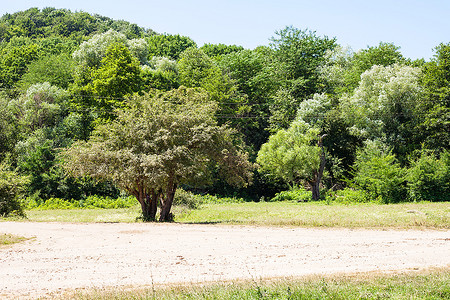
<box><xmin>60</xmin><ymin>87</ymin><xmax>253</xmax><ymax>221</ymax></box>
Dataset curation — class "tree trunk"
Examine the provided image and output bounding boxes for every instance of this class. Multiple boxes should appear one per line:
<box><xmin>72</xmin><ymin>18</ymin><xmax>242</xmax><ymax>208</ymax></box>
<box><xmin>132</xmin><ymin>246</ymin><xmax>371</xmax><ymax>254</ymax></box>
<box><xmin>146</xmin><ymin>191</ymin><xmax>158</xmax><ymax>221</ymax></box>
<box><xmin>132</xmin><ymin>184</ymin><xmax>159</xmax><ymax>222</ymax></box>
<box><xmin>159</xmin><ymin>179</ymin><xmax>177</xmax><ymax>222</ymax></box>
<box><xmin>134</xmin><ymin>184</ymin><xmax>150</xmax><ymax>221</ymax></box>
<box><xmin>311</xmin><ymin>134</ymin><xmax>327</xmax><ymax>201</ymax></box>
<box><xmin>311</xmin><ymin>177</ymin><xmax>321</xmax><ymax>201</ymax></box>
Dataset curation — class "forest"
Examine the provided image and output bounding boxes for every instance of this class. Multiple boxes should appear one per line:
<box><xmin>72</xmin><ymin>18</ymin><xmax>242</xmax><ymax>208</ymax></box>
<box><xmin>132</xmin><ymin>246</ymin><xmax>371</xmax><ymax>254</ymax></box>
<box><xmin>0</xmin><ymin>7</ymin><xmax>448</xmax><ymax>221</ymax></box>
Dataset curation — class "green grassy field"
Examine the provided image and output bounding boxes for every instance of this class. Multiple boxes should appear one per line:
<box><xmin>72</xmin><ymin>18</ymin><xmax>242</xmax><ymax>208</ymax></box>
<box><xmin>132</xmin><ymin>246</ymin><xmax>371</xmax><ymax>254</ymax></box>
<box><xmin>16</xmin><ymin>201</ymin><xmax>450</xmax><ymax>229</ymax></box>
<box><xmin>65</xmin><ymin>268</ymin><xmax>450</xmax><ymax>299</ymax></box>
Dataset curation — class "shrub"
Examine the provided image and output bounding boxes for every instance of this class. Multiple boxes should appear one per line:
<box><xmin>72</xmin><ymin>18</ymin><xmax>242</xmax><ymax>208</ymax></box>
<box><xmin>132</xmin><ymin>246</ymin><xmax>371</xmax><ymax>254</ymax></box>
<box><xmin>328</xmin><ymin>188</ymin><xmax>370</xmax><ymax>204</ymax></box>
<box><xmin>406</xmin><ymin>150</ymin><xmax>450</xmax><ymax>202</ymax></box>
<box><xmin>173</xmin><ymin>189</ymin><xmax>203</xmax><ymax>209</ymax></box>
<box><xmin>352</xmin><ymin>141</ymin><xmax>406</xmax><ymax>203</ymax></box>
<box><xmin>80</xmin><ymin>195</ymin><xmax>135</xmax><ymax>209</ymax></box>
<box><xmin>271</xmin><ymin>188</ymin><xmax>311</xmax><ymax>202</ymax></box>
<box><xmin>0</xmin><ymin>163</ymin><xmax>28</xmax><ymax>217</ymax></box>
<box><xmin>26</xmin><ymin>195</ymin><xmax>136</xmax><ymax>210</ymax></box>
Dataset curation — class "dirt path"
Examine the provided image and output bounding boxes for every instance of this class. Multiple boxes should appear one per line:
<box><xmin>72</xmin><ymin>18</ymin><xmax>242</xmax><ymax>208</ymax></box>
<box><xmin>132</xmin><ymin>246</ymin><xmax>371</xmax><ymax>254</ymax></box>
<box><xmin>1</xmin><ymin>222</ymin><xmax>449</xmax><ymax>298</ymax></box>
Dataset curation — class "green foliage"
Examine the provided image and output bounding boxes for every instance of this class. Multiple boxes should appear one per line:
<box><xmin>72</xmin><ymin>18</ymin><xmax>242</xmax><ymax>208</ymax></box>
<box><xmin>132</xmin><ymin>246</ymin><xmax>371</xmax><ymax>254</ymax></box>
<box><xmin>197</xmin><ymin>194</ymin><xmax>244</xmax><ymax>204</ymax></box>
<box><xmin>352</xmin><ymin>141</ymin><xmax>406</xmax><ymax>203</ymax></box>
<box><xmin>319</xmin><ymin>43</ymin><xmax>405</xmax><ymax>96</ymax></box>
<box><xmin>270</xmin><ymin>188</ymin><xmax>311</xmax><ymax>202</ymax></box>
<box><xmin>0</xmin><ymin>97</ymin><xmax>21</xmax><ymax>160</ymax></box>
<box><xmin>173</xmin><ymin>189</ymin><xmax>203</xmax><ymax>209</ymax></box>
<box><xmin>0</xmin><ymin>7</ymin><xmax>152</xmax><ymax>41</ymax></box>
<box><xmin>200</xmin><ymin>43</ymin><xmax>244</xmax><ymax>59</ymax></box>
<box><xmin>0</xmin><ymin>40</ymin><xmax>40</xmax><ymax>89</ymax></box>
<box><xmin>257</xmin><ymin>120</ymin><xmax>321</xmax><ymax>187</ymax></box>
<box><xmin>0</xmin><ymin>162</ymin><xmax>28</xmax><ymax>217</ymax></box>
<box><xmin>18</xmin><ymin>53</ymin><xmax>74</xmax><ymax>90</ymax></box>
<box><xmin>146</xmin><ymin>34</ymin><xmax>196</xmax><ymax>60</ymax></box>
<box><xmin>178</xmin><ymin>47</ymin><xmax>251</xmax><ymax>135</ymax></box>
<box><xmin>417</xmin><ymin>42</ymin><xmax>450</xmax><ymax>151</ymax></box>
<box><xmin>328</xmin><ymin>188</ymin><xmax>370</xmax><ymax>204</ymax></box>
<box><xmin>72</xmin><ymin>29</ymin><xmax>128</xmax><ymax>68</ymax></box>
<box><xmin>268</xmin><ymin>26</ymin><xmax>336</xmax><ymax>130</ymax></box>
<box><xmin>26</xmin><ymin>195</ymin><xmax>135</xmax><ymax>210</ymax></box>
<box><xmin>16</xmin><ymin>82</ymin><xmax>69</xmax><ymax>131</ymax></box>
<box><xmin>406</xmin><ymin>149</ymin><xmax>450</xmax><ymax>202</ymax></box>
<box><xmin>141</xmin><ymin>57</ymin><xmax>179</xmax><ymax>91</ymax></box>
<box><xmin>173</xmin><ymin>189</ymin><xmax>244</xmax><ymax>209</ymax></box>
<box><xmin>218</xmin><ymin>48</ymin><xmax>277</xmax><ymax>148</ymax></box>
<box><xmin>86</xmin><ymin>42</ymin><xmax>142</xmax><ymax>100</ymax></box>
<box><xmin>60</xmin><ymin>87</ymin><xmax>253</xmax><ymax>221</ymax></box>
<box><xmin>340</xmin><ymin>63</ymin><xmax>422</xmax><ymax>158</ymax></box>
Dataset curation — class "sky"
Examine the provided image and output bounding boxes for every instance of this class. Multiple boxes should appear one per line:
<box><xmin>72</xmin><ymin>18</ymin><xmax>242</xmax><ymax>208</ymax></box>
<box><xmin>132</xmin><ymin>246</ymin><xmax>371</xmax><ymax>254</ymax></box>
<box><xmin>1</xmin><ymin>0</ymin><xmax>449</xmax><ymax>60</ymax></box>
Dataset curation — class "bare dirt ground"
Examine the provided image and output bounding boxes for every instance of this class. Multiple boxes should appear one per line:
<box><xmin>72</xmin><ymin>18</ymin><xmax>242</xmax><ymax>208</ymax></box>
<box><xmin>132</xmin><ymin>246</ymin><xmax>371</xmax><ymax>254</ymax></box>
<box><xmin>1</xmin><ymin>221</ymin><xmax>449</xmax><ymax>299</ymax></box>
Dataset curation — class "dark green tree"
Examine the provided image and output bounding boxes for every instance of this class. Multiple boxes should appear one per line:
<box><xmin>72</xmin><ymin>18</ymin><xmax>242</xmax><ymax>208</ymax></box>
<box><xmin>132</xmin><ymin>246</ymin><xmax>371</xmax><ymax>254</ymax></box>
<box><xmin>18</xmin><ymin>53</ymin><xmax>74</xmax><ymax>90</ymax></box>
<box><xmin>147</xmin><ymin>34</ymin><xmax>196</xmax><ymax>60</ymax></box>
<box><xmin>200</xmin><ymin>43</ymin><xmax>244</xmax><ymax>60</ymax></box>
<box><xmin>417</xmin><ymin>43</ymin><xmax>450</xmax><ymax>151</ymax></box>
<box><xmin>268</xmin><ymin>26</ymin><xmax>336</xmax><ymax>129</ymax></box>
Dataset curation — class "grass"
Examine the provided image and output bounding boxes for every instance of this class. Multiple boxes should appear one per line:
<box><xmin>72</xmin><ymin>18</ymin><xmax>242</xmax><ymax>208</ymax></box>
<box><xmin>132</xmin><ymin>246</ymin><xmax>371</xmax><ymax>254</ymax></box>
<box><xmin>0</xmin><ymin>233</ymin><xmax>29</xmax><ymax>246</ymax></box>
<box><xmin>62</xmin><ymin>268</ymin><xmax>450</xmax><ymax>299</ymax></box>
<box><xmin>176</xmin><ymin>201</ymin><xmax>450</xmax><ymax>229</ymax></box>
<box><xmin>23</xmin><ymin>206</ymin><xmax>142</xmax><ymax>223</ymax></box>
<box><xmin>13</xmin><ymin>201</ymin><xmax>449</xmax><ymax>229</ymax></box>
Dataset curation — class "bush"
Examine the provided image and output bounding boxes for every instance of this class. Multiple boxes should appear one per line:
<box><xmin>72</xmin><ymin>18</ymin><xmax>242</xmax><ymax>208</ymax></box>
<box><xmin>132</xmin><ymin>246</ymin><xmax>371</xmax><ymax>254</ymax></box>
<box><xmin>173</xmin><ymin>189</ymin><xmax>203</xmax><ymax>209</ymax></box>
<box><xmin>26</xmin><ymin>195</ymin><xmax>136</xmax><ymax>210</ymax></box>
<box><xmin>406</xmin><ymin>150</ymin><xmax>450</xmax><ymax>202</ymax></box>
<box><xmin>0</xmin><ymin>164</ymin><xmax>28</xmax><ymax>217</ymax></box>
<box><xmin>352</xmin><ymin>141</ymin><xmax>406</xmax><ymax>203</ymax></box>
<box><xmin>174</xmin><ymin>189</ymin><xmax>244</xmax><ymax>208</ymax></box>
<box><xmin>327</xmin><ymin>188</ymin><xmax>370</xmax><ymax>204</ymax></box>
<box><xmin>271</xmin><ymin>188</ymin><xmax>311</xmax><ymax>202</ymax></box>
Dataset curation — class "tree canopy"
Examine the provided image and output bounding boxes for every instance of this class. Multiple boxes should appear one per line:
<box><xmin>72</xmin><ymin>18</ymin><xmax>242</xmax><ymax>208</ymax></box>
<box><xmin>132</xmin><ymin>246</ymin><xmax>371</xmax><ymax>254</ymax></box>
<box><xmin>60</xmin><ymin>87</ymin><xmax>253</xmax><ymax>221</ymax></box>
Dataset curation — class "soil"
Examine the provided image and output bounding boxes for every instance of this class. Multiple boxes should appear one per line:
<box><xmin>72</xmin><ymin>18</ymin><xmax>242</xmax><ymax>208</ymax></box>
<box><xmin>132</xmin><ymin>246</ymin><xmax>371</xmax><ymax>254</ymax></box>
<box><xmin>1</xmin><ymin>221</ymin><xmax>449</xmax><ymax>299</ymax></box>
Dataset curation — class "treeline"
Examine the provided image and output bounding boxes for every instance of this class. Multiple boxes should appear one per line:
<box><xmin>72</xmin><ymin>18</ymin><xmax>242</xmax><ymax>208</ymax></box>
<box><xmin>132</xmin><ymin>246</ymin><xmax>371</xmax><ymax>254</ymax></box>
<box><xmin>1</xmin><ymin>8</ymin><xmax>449</xmax><ymax>217</ymax></box>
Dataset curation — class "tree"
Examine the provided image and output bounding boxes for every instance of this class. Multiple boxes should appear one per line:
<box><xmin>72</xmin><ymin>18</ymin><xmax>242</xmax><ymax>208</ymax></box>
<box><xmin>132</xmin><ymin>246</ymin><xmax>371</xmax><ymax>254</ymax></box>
<box><xmin>257</xmin><ymin>120</ymin><xmax>326</xmax><ymax>200</ymax></box>
<box><xmin>319</xmin><ymin>43</ymin><xmax>405</xmax><ymax>96</ymax></box>
<box><xmin>146</xmin><ymin>34</ymin><xmax>196</xmax><ymax>60</ymax></box>
<box><xmin>18</xmin><ymin>53</ymin><xmax>74</xmax><ymax>90</ymax></box>
<box><xmin>178</xmin><ymin>47</ymin><xmax>250</xmax><ymax>132</ymax></box>
<box><xmin>268</xmin><ymin>26</ymin><xmax>337</xmax><ymax>130</ymax></box>
<box><xmin>0</xmin><ymin>39</ymin><xmax>40</xmax><ymax>90</ymax></box>
<box><xmin>60</xmin><ymin>87</ymin><xmax>253</xmax><ymax>221</ymax></box>
<box><xmin>200</xmin><ymin>43</ymin><xmax>244</xmax><ymax>59</ymax></box>
<box><xmin>418</xmin><ymin>43</ymin><xmax>450</xmax><ymax>151</ymax></box>
<box><xmin>85</xmin><ymin>42</ymin><xmax>142</xmax><ymax>104</ymax></box>
<box><xmin>218</xmin><ymin>48</ymin><xmax>278</xmax><ymax>149</ymax></box>
<box><xmin>141</xmin><ymin>57</ymin><xmax>179</xmax><ymax>91</ymax></box>
<box><xmin>340</xmin><ymin>64</ymin><xmax>422</xmax><ymax>159</ymax></box>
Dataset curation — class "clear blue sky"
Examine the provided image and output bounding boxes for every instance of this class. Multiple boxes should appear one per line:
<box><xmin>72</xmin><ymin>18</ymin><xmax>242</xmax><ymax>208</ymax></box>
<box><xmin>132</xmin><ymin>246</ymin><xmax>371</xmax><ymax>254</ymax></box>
<box><xmin>1</xmin><ymin>0</ymin><xmax>449</xmax><ymax>60</ymax></box>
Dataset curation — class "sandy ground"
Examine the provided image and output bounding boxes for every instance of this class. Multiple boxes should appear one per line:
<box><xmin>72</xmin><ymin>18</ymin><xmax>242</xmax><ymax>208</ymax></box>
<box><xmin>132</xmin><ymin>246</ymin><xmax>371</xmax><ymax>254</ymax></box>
<box><xmin>0</xmin><ymin>222</ymin><xmax>449</xmax><ymax>298</ymax></box>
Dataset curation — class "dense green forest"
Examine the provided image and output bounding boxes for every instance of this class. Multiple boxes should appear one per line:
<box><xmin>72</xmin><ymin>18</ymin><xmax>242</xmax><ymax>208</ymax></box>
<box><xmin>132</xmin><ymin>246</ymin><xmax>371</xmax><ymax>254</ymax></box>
<box><xmin>0</xmin><ymin>8</ymin><xmax>448</xmax><ymax>220</ymax></box>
